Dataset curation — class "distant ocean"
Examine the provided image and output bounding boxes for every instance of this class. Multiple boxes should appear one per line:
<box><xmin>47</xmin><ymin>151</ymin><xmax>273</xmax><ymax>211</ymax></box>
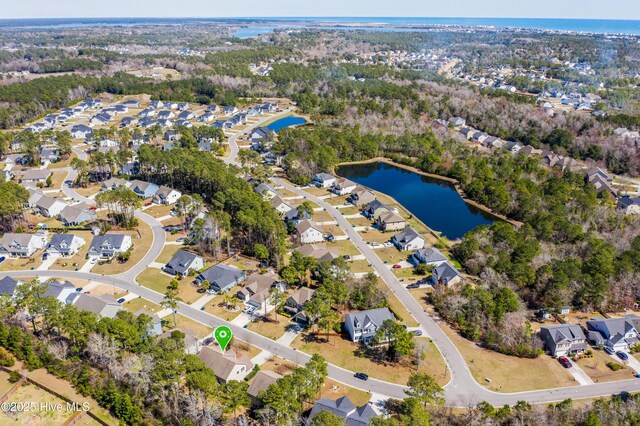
<box><xmin>0</xmin><ymin>17</ymin><xmax>638</xmax><ymax>36</ymax></box>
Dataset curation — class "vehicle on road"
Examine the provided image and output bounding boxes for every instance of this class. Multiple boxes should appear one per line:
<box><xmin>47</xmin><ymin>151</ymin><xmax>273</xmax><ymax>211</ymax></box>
<box><xmin>116</xmin><ymin>298</ymin><xmax>126</xmax><ymax>304</ymax></box>
<box><xmin>616</xmin><ymin>351</ymin><xmax>629</xmax><ymax>361</ymax></box>
<box><xmin>354</xmin><ymin>372</ymin><xmax>369</xmax><ymax>381</ymax></box>
<box><xmin>392</xmin><ymin>264</ymin><xmax>401</xmax><ymax>269</ymax></box>
<box><xmin>558</xmin><ymin>356</ymin><xmax>572</xmax><ymax>368</ymax></box>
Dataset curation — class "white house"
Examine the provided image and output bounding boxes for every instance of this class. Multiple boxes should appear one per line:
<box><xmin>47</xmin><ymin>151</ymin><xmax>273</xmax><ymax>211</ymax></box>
<box><xmin>412</xmin><ymin>247</ymin><xmax>448</xmax><ymax>267</ymax></box>
<box><xmin>87</xmin><ymin>234</ymin><xmax>133</xmax><ymax>259</ymax></box>
<box><xmin>45</xmin><ymin>234</ymin><xmax>86</xmax><ymax>257</ymax></box>
<box><xmin>0</xmin><ymin>232</ymin><xmax>47</xmax><ymax>258</ymax></box>
<box><xmin>295</xmin><ymin>220</ymin><xmax>324</xmax><ymax>244</ymax></box>
<box><xmin>331</xmin><ymin>178</ymin><xmax>357</xmax><ymax>195</ymax></box>
<box><xmin>391</xmin><ymin>227</ymin><xmax>425</xmax><ymax>251</ymax></box>
<box><xmin>152</xmin><ymin>186</ymin><xmax>182</xmax><ymax>205</ymax></box>
<box><xmin>269</xmin><ymin>196</ymin><xmax>293</xmax><ymax>215</ymax></box>
<box><xmin>35</xmin><ymin>196</ymin><xmax>67</xmax><ymax>218</ymax></box>
<box><xmin>313</xmin><ymin>173</ymin><xmax>336</xmax><ymax>188</ymax></box>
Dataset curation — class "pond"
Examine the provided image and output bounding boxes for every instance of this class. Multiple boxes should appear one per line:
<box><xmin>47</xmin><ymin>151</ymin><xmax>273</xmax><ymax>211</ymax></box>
<box><xmin>267</xmin><ymin>116</ymin><xmax>308</xmax><ymax>132</ymax></box>
<box><xmin>336</xmin><ymin>161</ymin><xmax>496</xmax><ymax>240</ymax></box>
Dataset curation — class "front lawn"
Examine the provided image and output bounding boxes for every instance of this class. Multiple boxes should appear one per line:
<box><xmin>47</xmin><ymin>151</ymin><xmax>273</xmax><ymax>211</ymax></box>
<box><xmin>91</xmin><ymin>221</ymin><xmax>154</xmax><ymax>275</ymax></box>
<box><xmin>136</xmin><ymin>268</ymin><xmax>202</xmax><ymax>304</ymax></box>
<box><xmin>247</xmin><ymin>317</ymin><xmax>289</xmax><ymax>340</ymax></box>
<box><xmin>291</xmin><ymin>332</ymin><xmax>447</xmax><ymax>385</ymax></box>
<box><xmin>576</xmin><ymin>349</ymin><xmax>633</xmax><ymax>382</ymax></box>
<box><xmin>164</xmin><ymin>314</ymin><xmax>213</xmax><ymax>339</ymax></box>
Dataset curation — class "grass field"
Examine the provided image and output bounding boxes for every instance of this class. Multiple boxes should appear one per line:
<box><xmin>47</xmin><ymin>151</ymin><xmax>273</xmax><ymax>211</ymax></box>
<box><xmin>164</xmin><ymin>314</ymin><xmax>212</xmax><ymax>339</ymax></box>
<box><xmin>440</xmin><ymin>323</ymin><xmax>577</xmax><ymax>392</ymax></box>
<box><xmin>326</xmin><ymin>240</ymin><xmax>361</xmax><ymax>257</ymax></box>
<box><xmin>576</xmin><ymin>349</ymin><xmax>633</xmax><ymax>382</ymax></box>
<box><xmin>137</xmin><ymin>268</ymin><xmax>202</xmax><ymax>304</ymax></box>
<box><xmin>0</xmin><ymin>256</ymin><xmax>43</xmax><ymax>272</ymax></box>
<box><xmin>91</xmin><ymin>222</ymin><xmax>153</xmax><ymax>275</ymax></box>
<box><xmin>312</xmin><ymin>210</ymin><xmax>334</xmax><ymax>223</ymax></box>
<box><xmin>73</xmin><ymin>184</ymin><xmax>101</xmax><ymax>198</ymax></box>
<box><xmin>156</xmin><ymin>245</ymin><xmax>181</xmax><ymax>264</ymax></box>
<box><xmin>144</xmin><ymin>204</ymin><xmax>174</xmax><ymax>219</ymax></box>
<box><xmin>247</xmin><ymin>317</ymin><xmax>288</xmax><ymax>340</ymax></box>
<box><xmin>292</xmin><ymin>331</ymin><xmax>447</xmax><ymax>385</ymax></box>
<box><xmin>123</xmin><ymin>297</ymin><xmax>162</xmax><ymax>315</ymax></box>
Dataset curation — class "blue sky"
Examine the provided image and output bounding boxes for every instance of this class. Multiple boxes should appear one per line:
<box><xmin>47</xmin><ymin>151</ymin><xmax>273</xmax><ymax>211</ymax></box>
<box><xmin>3</xmin><ymin>0</ymin><xmax>640</xmax><ymax>20</ymax></box>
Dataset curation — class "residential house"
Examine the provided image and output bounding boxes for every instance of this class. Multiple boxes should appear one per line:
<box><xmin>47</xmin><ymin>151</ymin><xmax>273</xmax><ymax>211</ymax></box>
<box><xmin>472</xmin><ymin>131</ymin><xmax>489</xmax><ymax>144</ymax></box>
<box><xmin>348</xmin><ymin>186</ymin><xmax>376</xmax><ymax>207</ymax></box>
<box><xmin>331</xmin><ymin>178</ymin><xmax>357</xmax><ymax>196</ymax></box>
<box><xmin>344</xmin><ymin>307</ymin><xmax>396</xmax><ymax>343</ymax></box>
<box><xmin>122</xmin><ymin>99</ymin><xmax>140</xmax><ymax>107</ymax></box>
<box><xmin>58</xmin><ymin>204</ymin><xmax>97</xmax><ymax>226</ymax></box>
<box><xmin>295</xmin><ymin>220</ymin><xmax>324</xmax><ymax>244</ymax></box>
<box><xmin>67</xmin><ymin>293</ymin><xmax>122</xmax><ymax>319</ymax></box>
<box><xmin>255</xmin><ymin>182</ymin><xmax>279</xmax><ymax>200</ymax></box>
<box><xmin>309</xmin><ymin>397</ymin><xmax>377</xmax><ymax>426</ymax></box>
<box><xmin>270</xmin><ymin>196</ymin><xmax>293</xmax><ymax>215</ymax></box>
<box><xmin>248</xmin><ymin>370</ymin><xmax>283</xmax><ymax>408</ymax></box>
<box><xmin>35</xmin><ymin>196</ymin><xmax>67</xmax><ymax>218</ymax></box>
<box><xmin>376</xmin><ymin>211</ymin><xmax>406</xmax><ymax>232</ymax></box>
<box><xmin>412</xmin><ymin>247</ymin><xmax>448</xmax><ymax>267</ymax></box>
<box><xmin>178</xmin><ymin>102</ymin><xmax>190</xmax><ymax>111</ymax></box>
<box><xmin>236</xmin><ymin>271</ymin><xmax>280</xmax><ymax>307</ymax></box>
<box><xmin>159</xmin><ymin>328</ymin><xmax>201</xmax><ymax>354</ymax></box>
<box><xmin>71</xmin><ymin>124</ymin><xmax>93</xmax><ymax>139</ymax></box>
<box><xmin>483</xmin><ymin>136</ymin><xmax>504</xmax><ymax>149</ymax></box>
<box><xmin>87</xmin><ymin>234</ymin><xmax>133</xmax><ymax>259</ymax></box>
<box><xmin>448</xmin><ymin>117</ymin><xmax>466</xmax><ymax>127</ymax></box>
<box><xmin>89</xmin><ymin>113</ymin><xmax>111</xmax><ymax>127</ymax></box>
<box><xmin>178</xmin><ymin>111</ymin><xmax>195</xmax><ymax>121</ymax></box>
<box><xmin>138</xmin><ymin>108</ymin><xmax>155</xmax><ymax>118</ymax></box>
<box><xmin>196</xmin><ymin>264</ymin><xmax>247</xmax><ymax>293</ymax></box>
<box><xmin>284</xmin><ymin>287</ymin><xmax>315</xmax><ymax>325</ymax></box>
<box><xmin>618</xmin><ymin>196</ymin><xmax>640</xmax><ymax>215</ymax></box>
<box><xmin>152</xmin><ymin>186</ymin><xmax>182</xmax><ymax>205</ymax></box>
<box><xmin>249</xmin><ymin>127</ymin><xmax>273</xmax><ymax>140</ymax></box>
<box><xmin>0</xmin><ymin>233</ymin><xmax>46</xmax><ymax>257</ymax></box>
<box><xmin>222</xmin><ymin>106</ymin><xmax>238</xmax><ymax>115</ymax></box>
<box><xmin>298</xmin><ymin>243</ymin><xmax>339</xmax><ymax>262</ymax></box>
<box><xmin>21</xmin><ymin>169</ymin><xmax>51</xmax><ymax>184</ymax></box>
<box><xmin>45</xmin><ymin>234</ymin><xmax>85</xmax><ymax>257</ymax></box>
<box><xmin>0</xmin><ymin>276</ymin><xmax>21</xmax><ymax>297</ymax></box>
<box><xmin>150</xmin><ymin>100</ymin><xmax>164</xmax><ymax>109</ymax></box>
<box><xmin>313</xmin><ymin>173</ymin><xmax>336</xmax><ymax>188</ymax></box>
<box><xmin>539</xmin><ymin>324</ymin><xmax>588</xmax><ymax>357</ymax></box>
<box><xmin>505</xmin><ymin>141</ymin><xmax>522</xmax><ymax>153</ymax></box>
<box><xmin>199</xmin><ymin>346</ymin><xmax>254</xmax><ymax>383</ymax></box>
<box><xmin>26</xmin><ymin>188</ymin><xmax>45</xmax><ymax>208</ymax></box>
<box><xmin>42</xmin><ymin>280</ymin><xmax>76</xmax><ymax>304</ymax></box>
<box><xmin>119</xmin><ymin>117</ymin><xmax>138</xmax><ymax>128</ymax></box>
<box><xmin>129</xmin><ymin>180</ymin><xmax>159</xmax><ymax>198</ymax></box>
<box><xmin>391</xmin><ymin>226</ymin><xmax>425</xmax><ymax>251</ymax></box>
<box><xmin>199</xmin><ymin>112</ymin><xmax>215</xmax><ymax>123</ymax></box>
<box><xmin>586</xmin><ymin>316</ymin><xmax>640</xmax><ymax>351</ymax></box>
<box><xmin>431</xmin><ymin>262</ymin><xmax>462</xmax><ymax>287</ymax></box>
<box><xmin>363</xmin><ymin>200</ymin><xmax>391</xmax><ymax>220</ymax></box>
<box><xmin>156</xmin><ymin>110</ymin><xmax>175</xmax><ymax>120</ymax></box>
<box><xmin>101</xmin><ymin>177</ymin><xmax>129</xmax><ymax>191</ymax></box>
<box><xmin>260</xmin><ymin>102</ymin><xmax>277</xmax><ymax>113</ymax></box>
<box><xmin>459</xmin><ymin>127</ymin><xmax>475</xmax><ymax>140</ymax></box>
<box><xmin>163</xmin><ymin>250</ymin><xmax>205</xmax><ymax>277</ymax></box>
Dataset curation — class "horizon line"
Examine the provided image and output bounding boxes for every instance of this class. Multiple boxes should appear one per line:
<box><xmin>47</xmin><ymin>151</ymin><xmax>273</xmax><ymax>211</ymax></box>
<box><xmin>1</xmin><ymin>16</ymin><xmax>639</xmax><ymax>22</ymax></box>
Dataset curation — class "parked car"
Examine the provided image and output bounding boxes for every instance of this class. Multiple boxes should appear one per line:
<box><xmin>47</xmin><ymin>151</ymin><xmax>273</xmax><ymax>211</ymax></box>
<box><xmin>343</xmin><ymin>255</ymin><xmax>351</xmax><ymax>260</ymax></box>
<box><xmin>616</xmin><ymin>351</ymin><xmax>629</xmax><ymax>361</ymax></box>
<box><xmin>0</xmin><ymin>256</ymin><xmax>5</xmax><ymax>264</ymax></box>
<box><xmin>406</xmin><ymin>283</ymin><xmax>420</xmax><ymax>289</ymax></box>
<box><xmin>558</xmin><ymin>356</ymin><xmax>572</xmax><ymax>368</ymax></box>
<box><xmin>354</xmin><ymin>372</ymin><xmax>369</xmax><ymax>381</ymax></box>
<box><xmin>42</xmin><ymin>253</ymin><xmax>48</xmax><ymax>261</ymax></box>
<box><xmin>116</xmin><ymin>298</ymin><xmax>126</xmax><ymax>304</ymax></box>
<box><xmin>176</xmin><ymin>238</ymin><xmax>186</xmax><ymax>243</ymax></box>
<box><xmin>411</xmin><ymin>330</ymin><xmax>423</xmax><ymax>336</ymax></box>
<box><xmin>383</xmin><ymin>242</ymin><xmax>393</xmax><ymax>247</ymax></box>
<box><xmin>604</xmin><ymin>347</ymin><xmax>615</xmax><ymax>355</ymax></box>
<box><xmin>203</xmin><ymin>337</ymin><xmax>214</xmax><ymax>346</ymax></box>
<box><xmin>392</xmin><ymin>264</ymin><xmax>401</xmax><ymax>269</ymax></box>
<box><xmin>75</xmin><ymin>287</ymin><xmax>83</xmax><ymax>292</ymax></box>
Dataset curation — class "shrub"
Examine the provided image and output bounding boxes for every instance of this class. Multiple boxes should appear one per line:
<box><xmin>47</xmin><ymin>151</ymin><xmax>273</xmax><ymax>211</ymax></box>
<box><xmin>8</xmin><ymin>371</ymin><xmax>21</xmax><ymax>383</ymax></box>
<box><xmin>606</xmin><ymin>361</ymin><xmax>623</xmax><ymax>371</ymax></box>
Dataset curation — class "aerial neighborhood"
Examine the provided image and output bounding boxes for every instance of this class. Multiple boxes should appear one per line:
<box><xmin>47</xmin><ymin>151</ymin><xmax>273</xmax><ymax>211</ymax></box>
<box><xmin>0</xmin><ymin>11</ymin><xmax>639</xmax><ymax>426</ymax></box>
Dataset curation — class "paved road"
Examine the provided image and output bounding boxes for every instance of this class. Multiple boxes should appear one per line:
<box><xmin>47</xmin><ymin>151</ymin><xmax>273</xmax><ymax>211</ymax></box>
<box><xmin>270</xmin><ymin>177</ymin><xmax>640</xmax><ymax>405</ymax></box>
